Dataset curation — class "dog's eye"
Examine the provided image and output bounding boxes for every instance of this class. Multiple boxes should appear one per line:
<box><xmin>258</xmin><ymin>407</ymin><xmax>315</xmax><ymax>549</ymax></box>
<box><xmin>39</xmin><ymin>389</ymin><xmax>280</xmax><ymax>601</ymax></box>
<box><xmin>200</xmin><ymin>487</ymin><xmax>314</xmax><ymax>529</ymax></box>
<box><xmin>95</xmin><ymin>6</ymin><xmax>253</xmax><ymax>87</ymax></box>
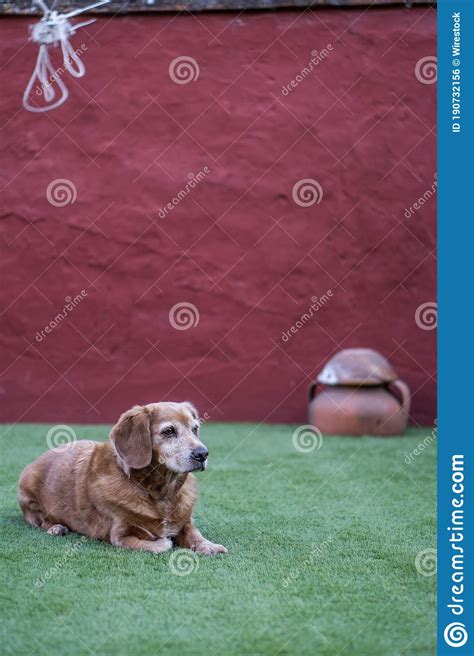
<box><xmin>192</xmin><ymin>426</ymin><xmax>199</xmax><ymax>435</ymax></box>
<box><xmin>161</xmin><ymin>427</ymin><xmax>176</xmax><ymax>437</ymax></box>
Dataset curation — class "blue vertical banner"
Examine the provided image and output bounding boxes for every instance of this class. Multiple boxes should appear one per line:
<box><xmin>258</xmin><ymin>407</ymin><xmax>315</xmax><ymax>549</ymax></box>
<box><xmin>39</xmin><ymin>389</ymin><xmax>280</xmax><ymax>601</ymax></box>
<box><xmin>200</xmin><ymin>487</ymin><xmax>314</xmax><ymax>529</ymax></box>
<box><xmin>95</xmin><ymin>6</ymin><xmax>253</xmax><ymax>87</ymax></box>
<box><xmin>438</xmin><ymin>1</ymin><xmax>474</xmax><ymax>654</ymax></box>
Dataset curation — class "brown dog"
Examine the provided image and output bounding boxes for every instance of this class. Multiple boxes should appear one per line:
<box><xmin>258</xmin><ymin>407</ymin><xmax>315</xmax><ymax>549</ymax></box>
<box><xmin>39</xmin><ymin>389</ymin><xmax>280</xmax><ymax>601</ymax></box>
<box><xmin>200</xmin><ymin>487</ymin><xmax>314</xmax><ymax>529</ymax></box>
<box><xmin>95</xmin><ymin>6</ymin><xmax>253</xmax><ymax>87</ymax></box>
<box><xmin>17</xmin><ymin>402</ymin><xmax>227</xmax><ymax>555</ymax></box>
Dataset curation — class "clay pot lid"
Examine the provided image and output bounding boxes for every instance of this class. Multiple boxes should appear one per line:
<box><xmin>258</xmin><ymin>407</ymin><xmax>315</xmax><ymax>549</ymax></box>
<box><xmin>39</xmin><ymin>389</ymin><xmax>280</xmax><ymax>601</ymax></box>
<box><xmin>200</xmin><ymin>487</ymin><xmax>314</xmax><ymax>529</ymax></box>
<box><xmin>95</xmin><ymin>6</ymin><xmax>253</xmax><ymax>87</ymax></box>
<box><xmin>316</xmin><ymin>348</ymin><xmax>398</xmax><ymax>386</ymax></box>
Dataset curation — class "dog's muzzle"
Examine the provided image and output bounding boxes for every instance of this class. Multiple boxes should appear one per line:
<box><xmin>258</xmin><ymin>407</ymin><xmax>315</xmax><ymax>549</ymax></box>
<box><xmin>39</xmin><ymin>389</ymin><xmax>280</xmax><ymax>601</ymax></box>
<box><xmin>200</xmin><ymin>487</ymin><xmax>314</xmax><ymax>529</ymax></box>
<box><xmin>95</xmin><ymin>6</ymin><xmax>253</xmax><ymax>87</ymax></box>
<box><xmin>190</xmin><ymin>446</ymin><xmax>208</xmax><ymax>470</ymax></box>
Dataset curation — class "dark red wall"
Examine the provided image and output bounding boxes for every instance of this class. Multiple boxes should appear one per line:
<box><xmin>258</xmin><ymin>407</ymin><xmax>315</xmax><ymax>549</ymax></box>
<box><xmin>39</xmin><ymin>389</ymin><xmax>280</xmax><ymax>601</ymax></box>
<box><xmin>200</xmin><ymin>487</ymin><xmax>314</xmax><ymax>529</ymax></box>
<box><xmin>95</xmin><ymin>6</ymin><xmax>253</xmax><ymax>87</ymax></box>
<box><xmin>0</xmin><ymin>7</ymin><xmax>436</xmax><ymax>425</ymax></box>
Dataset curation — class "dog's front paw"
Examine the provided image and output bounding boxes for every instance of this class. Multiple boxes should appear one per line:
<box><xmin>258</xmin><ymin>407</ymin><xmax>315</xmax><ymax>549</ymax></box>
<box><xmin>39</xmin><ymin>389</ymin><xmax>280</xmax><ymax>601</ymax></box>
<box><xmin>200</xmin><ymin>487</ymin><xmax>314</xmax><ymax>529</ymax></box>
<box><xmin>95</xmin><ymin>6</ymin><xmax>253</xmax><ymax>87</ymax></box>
<box><xmin>192</xmin><ymin>540</ymin><xmax>227</xmax><ymax>555</ymax></box>
<box><xmin>150</xmin><ymin>537</ymin><xmax>173</xmax><ymax>553</ymax></box>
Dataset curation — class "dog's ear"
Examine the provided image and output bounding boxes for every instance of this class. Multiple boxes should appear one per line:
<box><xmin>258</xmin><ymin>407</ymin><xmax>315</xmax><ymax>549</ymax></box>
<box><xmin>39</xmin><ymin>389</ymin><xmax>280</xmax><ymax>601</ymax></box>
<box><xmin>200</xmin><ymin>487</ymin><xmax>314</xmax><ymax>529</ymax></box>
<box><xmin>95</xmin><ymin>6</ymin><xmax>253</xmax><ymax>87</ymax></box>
<box><xmin>183</xmin><ymin>401</ymin><xmax>199</xmax><ymax>420</ymax></box>
<box><xmin>109</xmin><ymin>405</ymin><xmax>152</xmax><ymax>474</ymax></box>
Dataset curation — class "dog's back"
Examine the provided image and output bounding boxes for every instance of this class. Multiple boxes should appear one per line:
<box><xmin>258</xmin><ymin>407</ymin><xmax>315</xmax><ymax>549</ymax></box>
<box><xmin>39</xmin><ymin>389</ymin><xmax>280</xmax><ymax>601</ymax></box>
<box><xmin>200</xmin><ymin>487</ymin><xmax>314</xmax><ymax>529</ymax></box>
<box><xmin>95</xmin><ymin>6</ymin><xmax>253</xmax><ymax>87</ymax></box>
<box><xmin>17</xmin><ymin>440</ymin><xmax>107</xmax><ymax>538</ymax></box>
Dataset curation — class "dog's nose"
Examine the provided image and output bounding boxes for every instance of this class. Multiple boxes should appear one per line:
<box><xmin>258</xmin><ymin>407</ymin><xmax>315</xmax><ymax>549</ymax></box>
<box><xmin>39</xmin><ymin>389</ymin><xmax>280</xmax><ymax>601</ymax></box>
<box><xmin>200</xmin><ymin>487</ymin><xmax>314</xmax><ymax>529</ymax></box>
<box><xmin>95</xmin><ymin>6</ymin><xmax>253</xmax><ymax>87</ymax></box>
<box><xmin>191</xmin><ymin>446</ymin><xmax>209</xmax><ymax>462</ymax></box>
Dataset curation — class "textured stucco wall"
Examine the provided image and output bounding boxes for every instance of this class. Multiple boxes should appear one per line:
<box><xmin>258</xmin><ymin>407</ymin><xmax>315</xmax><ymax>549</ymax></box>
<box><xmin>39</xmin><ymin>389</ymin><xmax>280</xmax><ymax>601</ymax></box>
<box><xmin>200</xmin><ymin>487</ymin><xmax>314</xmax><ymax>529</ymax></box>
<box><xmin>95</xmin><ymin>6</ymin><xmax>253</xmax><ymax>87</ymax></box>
<box><xmin>0</xmin><ymin>7</ymin><xmax>436</xmax><ymax>425</ymax></box>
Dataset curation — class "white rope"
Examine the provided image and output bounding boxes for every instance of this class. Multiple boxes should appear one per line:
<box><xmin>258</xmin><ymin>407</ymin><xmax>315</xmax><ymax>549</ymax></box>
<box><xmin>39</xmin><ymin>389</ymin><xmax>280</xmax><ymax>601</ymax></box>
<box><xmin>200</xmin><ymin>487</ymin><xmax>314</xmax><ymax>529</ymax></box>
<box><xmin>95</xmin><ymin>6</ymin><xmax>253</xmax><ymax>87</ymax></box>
<box><xmin>61</xmin><ymin>34</ymin><xmax>86</xmax><ymax>78</ymax></box>
<box><xmin>22</xmin><ymin>0</ymin><xmax>109</xmax><ymax>113</ymax></box>
<box><xmin>23</xmin><ymin>44</ymin><xmax>69</xmax><ymax>113</ymax></box>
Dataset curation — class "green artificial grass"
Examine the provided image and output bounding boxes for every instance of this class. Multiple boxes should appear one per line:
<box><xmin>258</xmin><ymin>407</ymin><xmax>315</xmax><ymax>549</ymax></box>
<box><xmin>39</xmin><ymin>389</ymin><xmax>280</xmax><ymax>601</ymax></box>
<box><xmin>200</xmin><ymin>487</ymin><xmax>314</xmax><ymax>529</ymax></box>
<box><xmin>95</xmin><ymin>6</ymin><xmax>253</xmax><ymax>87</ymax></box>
<box><xmin>0</xmin><ymin>423</ymin><xmax>436</xmax><ymax>656</ymax></box>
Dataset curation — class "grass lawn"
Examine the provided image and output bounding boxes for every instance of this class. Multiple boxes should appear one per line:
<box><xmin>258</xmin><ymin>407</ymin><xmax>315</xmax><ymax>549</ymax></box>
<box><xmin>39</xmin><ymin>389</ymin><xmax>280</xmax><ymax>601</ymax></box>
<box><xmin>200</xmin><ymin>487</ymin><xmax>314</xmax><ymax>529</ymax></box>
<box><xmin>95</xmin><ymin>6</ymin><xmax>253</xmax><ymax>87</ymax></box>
<box><xmin>1</xmin><ymin>423</ymin><xmax>436</xmax><ymax>656</ymax></box>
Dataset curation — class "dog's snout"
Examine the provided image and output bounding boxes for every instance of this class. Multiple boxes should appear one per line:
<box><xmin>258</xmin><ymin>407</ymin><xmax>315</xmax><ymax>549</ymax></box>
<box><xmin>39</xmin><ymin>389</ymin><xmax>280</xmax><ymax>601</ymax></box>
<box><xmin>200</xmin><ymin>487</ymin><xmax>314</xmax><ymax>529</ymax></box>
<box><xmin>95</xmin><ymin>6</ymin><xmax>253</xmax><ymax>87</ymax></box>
<box><xmin>191</xmin><ymin>446</ymin><xmax>208</xmax><ymax>462</ymax></box>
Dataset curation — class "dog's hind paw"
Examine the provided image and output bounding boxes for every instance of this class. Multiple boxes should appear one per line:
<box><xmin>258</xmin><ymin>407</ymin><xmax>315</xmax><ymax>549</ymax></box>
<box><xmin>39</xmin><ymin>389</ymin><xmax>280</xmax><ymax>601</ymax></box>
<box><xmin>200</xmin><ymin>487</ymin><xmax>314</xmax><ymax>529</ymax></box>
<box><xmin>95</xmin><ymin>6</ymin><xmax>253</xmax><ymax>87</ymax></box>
<box><xmin>47</xmin><ymin>524</ymin><xmax>69</xmax><ymax>536</ymax></box>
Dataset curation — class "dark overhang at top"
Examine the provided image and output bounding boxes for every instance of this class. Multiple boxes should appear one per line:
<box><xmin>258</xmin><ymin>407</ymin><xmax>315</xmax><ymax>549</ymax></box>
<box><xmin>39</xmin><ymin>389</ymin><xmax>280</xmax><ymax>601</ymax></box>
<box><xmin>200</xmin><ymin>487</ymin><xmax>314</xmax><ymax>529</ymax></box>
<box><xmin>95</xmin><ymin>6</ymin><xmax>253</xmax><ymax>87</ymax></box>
<box><xmin>0</xmin><ymin>0</ymin><xmax>437</xmax><ymax>15</ymax></box>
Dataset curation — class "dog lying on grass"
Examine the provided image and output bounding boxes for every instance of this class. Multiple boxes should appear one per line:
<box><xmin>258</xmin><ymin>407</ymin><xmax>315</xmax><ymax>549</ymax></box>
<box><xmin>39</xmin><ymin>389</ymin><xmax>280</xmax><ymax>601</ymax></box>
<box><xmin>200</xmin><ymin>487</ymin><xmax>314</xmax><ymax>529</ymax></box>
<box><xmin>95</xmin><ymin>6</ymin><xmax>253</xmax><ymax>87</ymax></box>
<box><xmin>17</xmin><ymin>402</ymin><xmax>227</xmax><ymax>555</ymax></box>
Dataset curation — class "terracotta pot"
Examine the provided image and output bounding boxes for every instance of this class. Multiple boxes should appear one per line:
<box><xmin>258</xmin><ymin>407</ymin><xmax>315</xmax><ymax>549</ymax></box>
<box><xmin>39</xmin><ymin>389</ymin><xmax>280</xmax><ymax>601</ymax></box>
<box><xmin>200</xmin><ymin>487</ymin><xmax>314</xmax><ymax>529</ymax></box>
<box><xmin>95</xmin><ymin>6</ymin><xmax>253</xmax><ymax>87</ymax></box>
<box><xmin>309</xmin><ymin>381</ymin><xmax>411</xmax><ymax>436</ymax></box>
<box><xmin>308</xmin><ymin>349</ymin><xmax>411</xmax><ymax>436</ymax></box>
